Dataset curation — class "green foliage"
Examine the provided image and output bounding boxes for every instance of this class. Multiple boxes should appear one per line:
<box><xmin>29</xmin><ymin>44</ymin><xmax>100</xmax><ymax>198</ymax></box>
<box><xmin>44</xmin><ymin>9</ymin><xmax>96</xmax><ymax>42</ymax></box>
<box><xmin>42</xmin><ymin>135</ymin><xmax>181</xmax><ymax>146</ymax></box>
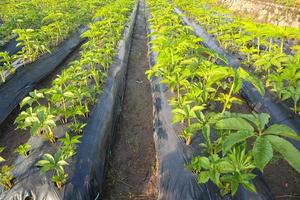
<box><xmin>15</xmin><ymin>106</ymin><xmax>56</xmax><ymax>143</ymax></box>
<box><xmin>0</xmin><ymin>51</ymin><xmax>14</xmax><ymax>82</ymax></box>
<box><xmin>148</xmin><ymin>0</ymin><xmax>300</xmax><ymax>196</ymax></box>
<box><xmin>0</xmin><ymin>0</ymin><xmax>111</xmax><ymax>77</ymax></box>
<box><xmin>15</xmin><ymin>143</ymin><xmax>31</xmax><ymax>157</ymax></box>
<box><xmin>59</xmin><ymin>133</ymin><xmax>82</xmax><ymax>159</ymax></box>
<box><xmin>10</xmin><ymin>0</ymin><xmax>135</xmax><ymax>190</ymax></box>
<box><xmin>0</xmin><ymin>165</ymin><xmax>14</xmax><ymax>190</ymax></box>
<box><xmin>174</xmin><ymin>0</ymin><xmax>300</xmax><ymax>113</ymax></box>
<box><xmin>36</xmin><ymin>152</ymin><xmax>68</xmax><ymax>188</ymax></box>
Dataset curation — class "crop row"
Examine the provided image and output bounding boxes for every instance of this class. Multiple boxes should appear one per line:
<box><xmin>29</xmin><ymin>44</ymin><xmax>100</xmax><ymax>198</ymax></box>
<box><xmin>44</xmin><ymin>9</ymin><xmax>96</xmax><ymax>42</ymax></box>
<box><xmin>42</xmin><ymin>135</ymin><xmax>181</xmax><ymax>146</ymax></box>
<box><xmin>147</xmin><ymin>0</ymin><xmax>300</xmax><ymax>196</ymax></box>
<box><xmin>0</xmin><ymin>0</ymin><xmax>110</xmax><ymax>83</ymax></box>
<box><xmin>173</xmin><ymin>0</ymin><xmax>300</xmax><ymax>114</ymax></box>
<box><xmin>0</xmin><ymin>0</ymin><xmax>134</xmax><ymax>191</ymax></box>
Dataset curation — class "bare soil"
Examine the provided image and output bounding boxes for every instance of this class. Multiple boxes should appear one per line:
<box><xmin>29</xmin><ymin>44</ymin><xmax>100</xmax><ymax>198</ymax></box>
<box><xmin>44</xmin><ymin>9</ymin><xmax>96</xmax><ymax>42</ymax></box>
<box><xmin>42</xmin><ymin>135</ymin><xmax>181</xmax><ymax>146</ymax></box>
<box><xmin>102</xmin><ymin>1</ymin><xmax>157</xmax><ymax>199</ymax></box>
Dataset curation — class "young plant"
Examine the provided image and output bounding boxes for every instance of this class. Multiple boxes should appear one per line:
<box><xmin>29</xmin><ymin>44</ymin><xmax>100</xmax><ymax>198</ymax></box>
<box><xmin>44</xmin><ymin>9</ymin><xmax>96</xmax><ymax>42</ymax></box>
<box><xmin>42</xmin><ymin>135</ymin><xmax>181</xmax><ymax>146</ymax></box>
<box><xmin>15</xmin><ymin>106</ymin><xmax>56</xmax><ymax>143</ymax></box>
<box><xmin>172</xmin><ymin>104</ymin><xmax>205</xmax><ymax>144</ymax></box>
<box><xmin>19</xmin><ymin>89</ymin><xmax>44</xmax><ymax>108</ymax></box>
<box><xmin>189</xmin><ymin>146</ymin><xmax>256</xmax><ymax>196</ymax></box>
<box><xmin>14</xmin><ymin>28</ymin><xmax>50</xmax><ymax>62</ymax></box>
<box><xmin>15</xmin><ymin>143</ymin><xmax>31</xmax><ymax>157</ymax></box>
<box><xmin>216</xmin><ymin>112</ymin><xmax>300</xmax><ymax>172</ymax></box>
<box><xmin>0</xmin><ymin>51</ymin><xmax>14</xmax><ymax>82</ymax></box>
<box><xmin>0</xmin><ymin>165</ymin><xmax>14</xmax><ymax>190</ymax></box>
<box><xmin>59</xmin><ymin>132</ymin><xmax>82</xmax><ymax>159</ymax></box>
<box><xmin>36</xmin><ymin>152</ymin><xmax>68</xmax><ymax>188</ymax></box>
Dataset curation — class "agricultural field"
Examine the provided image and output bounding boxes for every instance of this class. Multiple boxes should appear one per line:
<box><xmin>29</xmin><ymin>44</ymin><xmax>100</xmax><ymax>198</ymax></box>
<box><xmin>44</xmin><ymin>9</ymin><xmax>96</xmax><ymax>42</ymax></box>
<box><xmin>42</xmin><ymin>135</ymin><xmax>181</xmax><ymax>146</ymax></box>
<box><xmin>0</xmin><ymin>0</ymin><xmax>299</xmax><ymax>199</ymax></box>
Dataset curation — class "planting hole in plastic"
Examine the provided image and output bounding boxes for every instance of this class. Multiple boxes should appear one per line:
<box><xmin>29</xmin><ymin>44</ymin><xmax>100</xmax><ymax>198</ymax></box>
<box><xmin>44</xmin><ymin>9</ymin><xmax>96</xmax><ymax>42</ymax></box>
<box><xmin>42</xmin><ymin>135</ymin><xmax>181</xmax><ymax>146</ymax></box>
<box><xmin>24</xmin><ymin>196</ymin><xmax>33</xmax><ymax>200</ymax></box>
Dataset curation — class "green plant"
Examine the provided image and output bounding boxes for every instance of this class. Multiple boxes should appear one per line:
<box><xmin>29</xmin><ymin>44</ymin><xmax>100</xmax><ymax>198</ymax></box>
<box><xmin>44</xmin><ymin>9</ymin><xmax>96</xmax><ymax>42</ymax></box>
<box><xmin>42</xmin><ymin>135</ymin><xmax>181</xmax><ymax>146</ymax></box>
<box><xmin>216</xmin><ymin>112</ymin><xmax>300</xmax><ymax>172</ymax></box>
<box><xmin>173</xmin><ymin>104</ymin><xmax>205</xmax><ymax>144</ymax></box>
<box><xmin>189</xmin><ymin>146</ymin><xmax>256</xmax><ymax>196</ymax></box>
<box><xmin>281</xmin><ymin>83</ymin><xmax>300</xmax><ymax>114</ymax></box>
<box><xmin>36</xmin><ymin>152</ymin><xmax>68</xmax><ymax>188</ymax></box>
<box><xmin>14</xmin><ymin>28</ymin><xmax>50</xmax><ymax>62</ymax></box>
<box><xmin>0</xmin><ymin>165</ymin><xmax>14</xmax><ymax>190</ymax></box>
<box><xmin>15</xmin><ymin>143</ymin><xmax>31</xmax><ymax>157</ymax></box>
<box><xmin>0</xmin><ymin>51</ymin><xmax>14</xmax><ymax>82</ymax></box>
<box><xmin>19</xmin><ymin>89</ymin><xmax>44</xmax><ymax>108</ymax></box>
<box><xmin>15</xmin><ymin>106</ymin><xmax>56</xmax><ymax>143</ymax></box>
<box><xmin>59</xmin><ymin>132</ymin><xmax>82</xmax><ymax>159</ymax></box>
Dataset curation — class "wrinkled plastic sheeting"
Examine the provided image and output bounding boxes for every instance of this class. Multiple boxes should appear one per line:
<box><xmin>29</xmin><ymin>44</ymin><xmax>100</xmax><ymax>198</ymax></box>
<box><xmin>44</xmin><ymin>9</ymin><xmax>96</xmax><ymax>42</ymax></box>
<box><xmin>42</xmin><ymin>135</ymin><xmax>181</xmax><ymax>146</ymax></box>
<box><xmin>0</xmin><ymin>37</ymin><xmax>21</xmax><ymax>56</ymax></box>
<box><xmin>0</xmin><ymin>3</ymin><xmax>138</xmax><ymax>200</ymax></box>
<box><xmin>0</xmin><ymin>26</ymin><xmax>88</xmax><ymax>125</ymax></box>
<box><xmin>174</xmin><ymin>8</ymin><xmax>300</xmax><ymax>150</ymax></box>
<box><xmin>146</xmin><ymin>7</ymin><xmax>274</xmax><ymax>200</ymax></box>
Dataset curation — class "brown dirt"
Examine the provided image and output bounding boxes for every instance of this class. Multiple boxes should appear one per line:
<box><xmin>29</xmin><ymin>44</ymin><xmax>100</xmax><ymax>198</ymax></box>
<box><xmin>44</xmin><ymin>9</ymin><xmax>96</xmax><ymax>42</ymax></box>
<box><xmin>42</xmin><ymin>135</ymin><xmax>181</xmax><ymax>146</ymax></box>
<box><xmin>102</xmin><ymin>1</ymin><xmax>157</xmax><ymax>199</ymax></box>
<box><xmin>264</xmin><ymin>158</ymin><xmax>300</xmax><ymax>199</ymax></box>
<box><xmin>0</xmin><ymin>45</ymin><xmax>81</xmax><ymax>166</ymax></box>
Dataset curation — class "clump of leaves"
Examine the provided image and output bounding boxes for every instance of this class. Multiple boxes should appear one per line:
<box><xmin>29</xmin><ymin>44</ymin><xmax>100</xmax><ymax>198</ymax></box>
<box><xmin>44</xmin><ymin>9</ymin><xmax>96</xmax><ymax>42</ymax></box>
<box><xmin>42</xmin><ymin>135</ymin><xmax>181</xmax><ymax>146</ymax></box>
<box><xmin>15</xmin><ymin>143</ymin><xmax>31</xmax><ymax>157</ymax></box>
<box><xmin>0</xmin><ymin>165</ymin><xmax>14</xmax><ymax>190</ymax></box>
<box><xmin>36</xmin><ymin>152</ymin><xmax>68</xmax><ymax>188</ymax></box>
<box><xmin>0</xmin><ymin>51</ymin><xmax>14</xmax><ymax>82</ymax></box>
<box><xmin>15</xmin><ymin>106</ymin><xmax>56</xmax><ymax>143</ymax></box>
<box><xmin>189</xmin><ymin>146</ymin><xmax>256</xmax><ymax>196</ymax></box>
<box><xmin>59</xmin><ymin>132</ymin><xmax>82</xmax><ymax>159</ymax></box>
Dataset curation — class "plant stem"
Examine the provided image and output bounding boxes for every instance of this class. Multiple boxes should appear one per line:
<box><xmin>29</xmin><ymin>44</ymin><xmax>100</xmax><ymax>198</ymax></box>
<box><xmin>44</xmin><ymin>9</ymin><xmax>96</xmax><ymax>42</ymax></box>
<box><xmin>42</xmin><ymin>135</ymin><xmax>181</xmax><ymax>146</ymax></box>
<box><xmin>221</xmin><ymin>79</ymin><xmax>235</xmax><ymax>114</ymax></box>
<box><xmin>257</xmin><ymin>37</ymin><xmax>260</xmax><ymax>55</ymax></box>
<box><xmin>280</xmin><ymin>37</ymin><xmax>285</xmax><ymax>53</ymax></box>
<box><xmin>0</xmin><ymin>72</ymin><xmax>5</xmax><ymax>82</ymax></box>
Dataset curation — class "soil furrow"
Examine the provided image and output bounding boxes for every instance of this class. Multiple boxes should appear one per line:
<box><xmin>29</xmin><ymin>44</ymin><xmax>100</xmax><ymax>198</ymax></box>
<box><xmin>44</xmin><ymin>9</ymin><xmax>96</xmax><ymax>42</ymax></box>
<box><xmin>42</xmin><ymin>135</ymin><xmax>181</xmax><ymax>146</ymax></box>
<box><xmin>103</xmin><ymin>1</ymin><xmax>157</xmax><ymax>199</ymax></box>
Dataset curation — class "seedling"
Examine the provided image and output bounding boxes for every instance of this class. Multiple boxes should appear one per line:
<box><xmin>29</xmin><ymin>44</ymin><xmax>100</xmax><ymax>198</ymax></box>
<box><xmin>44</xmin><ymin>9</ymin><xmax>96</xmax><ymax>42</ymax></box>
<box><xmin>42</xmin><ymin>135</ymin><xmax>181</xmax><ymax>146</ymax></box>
<box><xmin>0</xmin><ymin>51</ymin><xmax>14</xmax><ymax>82</ymax></box>
<box><xmin>15</xmin><ymin>143</ymin><xmax>31</xmax><ymax>157</ymax></box>
<box><xmin>15</xmin><ymin>106</ymin><xmax>56</xmax><ymax>143</ymax></box>
<box><xmin>0</xmin><ymin>165</ymin><xmax>14</xmax><ymax>190</ymax></box>
<box><xmin>36</xmin><ymin>152</ymin><xmax>68</xmax><ymax>188</ymax></box>
<box><xmin>59</xmin><ymin>132</ymin><xmax>82</xmax><ymax>159</ymax></box>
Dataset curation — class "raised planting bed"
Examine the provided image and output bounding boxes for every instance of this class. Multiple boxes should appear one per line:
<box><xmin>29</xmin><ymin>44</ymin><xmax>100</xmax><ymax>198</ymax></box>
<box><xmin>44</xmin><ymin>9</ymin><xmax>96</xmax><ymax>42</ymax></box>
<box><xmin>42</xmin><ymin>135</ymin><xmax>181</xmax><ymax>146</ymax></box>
<box><xmin>0</xmin><ymin>0</ymin><xmax>138</xmax><ymax>199</ymax></box>
<box><xmin>146</xmin><ymin>0</ymin><xmax>300</xmax><ymax>199</ymax></box>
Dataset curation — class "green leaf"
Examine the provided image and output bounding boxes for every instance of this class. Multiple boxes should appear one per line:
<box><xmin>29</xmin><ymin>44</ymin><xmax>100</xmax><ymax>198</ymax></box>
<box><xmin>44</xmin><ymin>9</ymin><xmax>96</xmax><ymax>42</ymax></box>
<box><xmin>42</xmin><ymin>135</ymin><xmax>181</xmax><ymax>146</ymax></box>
<box><xmin>198</xmin><ymin>171</ymin><xmax>210</xmax><ymax>183</ymax></box>
<box><xmin>199</xmin><ymin>157</ymin><xmax>210</xmax><ymax>169</ymax></box>
<box><xmin>223</xmin><ymin>130</ymin><xmax>254</xmax><ymax>152</ymax></box>
<box><xmin>0</xmin><ymin>157</ymin><xmax>5</xmax><ymax>163</ymax></box>
<box><xmin>264</xmin><ymin>124</ymin><xmax>300</xmax><ymax>141</ymax></box>
<box><xmin>215</xmin><ymin>117</ymin><xmax>254</xmax><ymax>131</ymax></box>
<box><xmin>237</xmin><ymin>68</ymin><xmax>265</xmax><ymax>96</ymax></box>
<box><xmin>57</xmin><ymin>160</ymin><xmax>69</xmax><ymax>166</ymax></box>
<box><xmin>253</xmin><ymin>136</ymin><xmax>273</xmax><ymax>171</ymax></box>
<box><xmin>242</xmin><ymin>181</ymin><xmax>257</xmax><ymax>193</ymax></box>
<box><xmin>20</xmin><ymin>97</ymin><xmax>32</xmax><ymax>108</ymax></box>
<box><xmin>258</xmin><ymin>113</ymin><xmax>270</xmax><ymax>131</ymax></box>
<box><xmin>266</xmin><ymin>135</ymin><xmax>300</xmax><ymax>173</ymax></box>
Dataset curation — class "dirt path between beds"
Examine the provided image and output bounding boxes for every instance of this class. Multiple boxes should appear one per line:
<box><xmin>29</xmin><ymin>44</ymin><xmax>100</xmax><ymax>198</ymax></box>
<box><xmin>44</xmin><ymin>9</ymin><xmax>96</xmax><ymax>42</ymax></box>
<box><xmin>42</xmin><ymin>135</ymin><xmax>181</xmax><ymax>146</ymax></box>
<box><xmin>102</xmin><ymin>1</ymin><xmax>157</xmax><ymax>199</ymax></box>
